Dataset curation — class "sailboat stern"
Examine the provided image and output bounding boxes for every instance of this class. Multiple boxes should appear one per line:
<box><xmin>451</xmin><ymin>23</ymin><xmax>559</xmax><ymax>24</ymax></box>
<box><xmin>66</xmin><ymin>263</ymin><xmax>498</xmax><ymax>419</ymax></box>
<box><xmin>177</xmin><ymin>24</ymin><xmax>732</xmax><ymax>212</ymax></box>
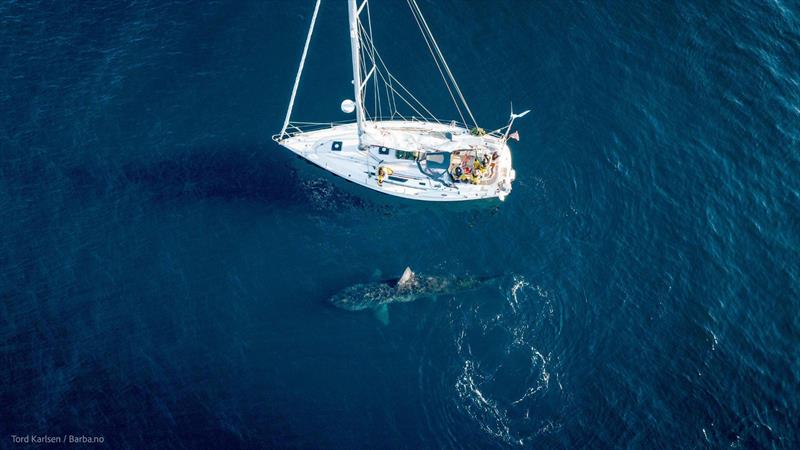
<box><xmin>496</xmin><ymin>142</ymin><xmax>516</xmax><ymax>201</ymax></box>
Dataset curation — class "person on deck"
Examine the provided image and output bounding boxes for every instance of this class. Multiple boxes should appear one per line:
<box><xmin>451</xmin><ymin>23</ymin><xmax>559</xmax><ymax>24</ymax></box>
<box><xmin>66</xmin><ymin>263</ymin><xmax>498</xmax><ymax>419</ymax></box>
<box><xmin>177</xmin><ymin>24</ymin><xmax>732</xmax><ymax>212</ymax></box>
<box><xmin>377</xmin><ymin>166</ymin><xmax>393</xmax><ymax>186</ymax></box>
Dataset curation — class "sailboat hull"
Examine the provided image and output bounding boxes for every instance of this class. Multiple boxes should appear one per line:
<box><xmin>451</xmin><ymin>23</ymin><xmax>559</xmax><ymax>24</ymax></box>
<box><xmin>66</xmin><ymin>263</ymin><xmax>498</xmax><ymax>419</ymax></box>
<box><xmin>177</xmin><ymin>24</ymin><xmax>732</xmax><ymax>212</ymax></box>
<box><xmin>274</xmin><ymin>120</ymin><xmax>515</xmax><ymax>202</ymax></box>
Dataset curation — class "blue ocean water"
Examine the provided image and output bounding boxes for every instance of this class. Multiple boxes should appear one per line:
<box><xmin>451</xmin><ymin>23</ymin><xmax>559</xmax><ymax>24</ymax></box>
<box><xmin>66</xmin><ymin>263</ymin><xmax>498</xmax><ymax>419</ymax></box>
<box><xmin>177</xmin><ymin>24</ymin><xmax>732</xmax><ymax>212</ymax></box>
<box><xmin>1</xmin><ymin>0</ymin><xmax>799</xmax><ymax>448</ymax></box>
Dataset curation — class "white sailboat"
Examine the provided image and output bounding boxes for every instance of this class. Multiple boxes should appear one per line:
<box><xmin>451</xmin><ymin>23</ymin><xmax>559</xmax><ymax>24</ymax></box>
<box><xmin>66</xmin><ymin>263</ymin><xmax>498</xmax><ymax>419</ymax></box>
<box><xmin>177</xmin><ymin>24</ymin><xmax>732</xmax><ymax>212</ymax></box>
<box><xmin>273</xmin><ymin>0</ymin><xmax>526</xmax><ymax>202</ymax></box>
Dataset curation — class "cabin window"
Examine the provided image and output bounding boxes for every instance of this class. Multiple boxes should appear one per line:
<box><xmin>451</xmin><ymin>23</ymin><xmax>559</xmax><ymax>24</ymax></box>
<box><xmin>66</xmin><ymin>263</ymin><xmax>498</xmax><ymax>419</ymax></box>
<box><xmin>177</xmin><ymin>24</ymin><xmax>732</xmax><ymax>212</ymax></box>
<box><xmin>395</xmin><ymin>150</ymin><xmax>418</xmax><ymax>160</ymax></box>
<box><xmin>331</xmin><ymin>141</ymin><xmax>342</xmax><ymax>151</ymax></box>
<box><xmin>378</xmin><ymin>146</ymin><xmax>390</xmax><ymax>155</ymax></box>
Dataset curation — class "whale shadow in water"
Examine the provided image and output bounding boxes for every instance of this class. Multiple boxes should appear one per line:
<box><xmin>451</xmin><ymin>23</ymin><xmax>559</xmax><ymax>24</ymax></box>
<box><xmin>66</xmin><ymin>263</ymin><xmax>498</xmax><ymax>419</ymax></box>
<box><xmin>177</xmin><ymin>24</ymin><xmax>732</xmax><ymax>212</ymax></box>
<box><xmin>70</xmin><ymin>145</ymin><xmax>372</xmax><ymax>212</ymax></box>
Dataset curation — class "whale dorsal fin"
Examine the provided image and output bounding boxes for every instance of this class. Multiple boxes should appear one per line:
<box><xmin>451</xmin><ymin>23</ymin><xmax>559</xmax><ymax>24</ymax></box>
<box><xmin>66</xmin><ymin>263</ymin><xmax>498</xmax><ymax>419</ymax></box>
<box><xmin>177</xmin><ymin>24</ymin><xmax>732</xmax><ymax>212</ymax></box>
<box><xmin>398</xmin><ymin>267</ymin><xmax>415</xmax><ymax>287</ymax></box>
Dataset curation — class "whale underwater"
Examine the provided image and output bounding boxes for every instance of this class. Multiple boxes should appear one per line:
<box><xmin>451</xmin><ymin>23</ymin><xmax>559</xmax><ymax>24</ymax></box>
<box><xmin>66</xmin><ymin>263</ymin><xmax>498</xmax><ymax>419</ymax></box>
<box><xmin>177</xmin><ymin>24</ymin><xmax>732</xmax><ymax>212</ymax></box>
<box><xmin>329</xmin><ymin>267</ymin><xmax>499</xmax><ymax>324</ymax></box>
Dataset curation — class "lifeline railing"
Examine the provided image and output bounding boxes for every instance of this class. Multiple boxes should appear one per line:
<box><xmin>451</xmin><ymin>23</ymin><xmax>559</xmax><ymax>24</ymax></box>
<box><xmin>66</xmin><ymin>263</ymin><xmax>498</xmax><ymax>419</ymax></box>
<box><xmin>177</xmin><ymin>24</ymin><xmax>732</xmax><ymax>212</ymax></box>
<box><xmin>272</xmin><ymin>117</ymin><xmax>506</xmax><ymax>143</ymax></box>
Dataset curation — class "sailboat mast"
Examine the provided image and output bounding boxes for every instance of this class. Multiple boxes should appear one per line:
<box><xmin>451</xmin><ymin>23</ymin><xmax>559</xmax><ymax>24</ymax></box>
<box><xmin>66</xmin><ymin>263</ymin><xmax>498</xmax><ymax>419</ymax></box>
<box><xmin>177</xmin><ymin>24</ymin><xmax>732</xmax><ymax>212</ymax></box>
<box><xmin>347</xmin><ymin>0</ymin><xmax>366</xmax><ymax>147</ymax></box>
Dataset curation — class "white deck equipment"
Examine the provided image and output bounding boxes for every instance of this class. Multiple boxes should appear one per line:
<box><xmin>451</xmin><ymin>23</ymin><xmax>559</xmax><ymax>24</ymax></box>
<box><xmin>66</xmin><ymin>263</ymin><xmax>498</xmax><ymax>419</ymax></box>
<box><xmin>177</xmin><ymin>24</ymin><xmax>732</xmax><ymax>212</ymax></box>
<box><xmin>274</xmin><ymin>0</ymin><xmax>526</xmax><ymax>202</ymax></box>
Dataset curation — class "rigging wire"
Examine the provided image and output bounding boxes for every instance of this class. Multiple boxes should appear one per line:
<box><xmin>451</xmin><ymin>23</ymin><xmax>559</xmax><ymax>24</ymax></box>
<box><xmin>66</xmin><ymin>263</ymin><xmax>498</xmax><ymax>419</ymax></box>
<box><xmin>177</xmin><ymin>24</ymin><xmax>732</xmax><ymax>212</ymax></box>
<box><xmin>405</xmin><ymin>0</ymin><xmax>466</xmax><ymax>127</ymax></box>
<box><xmin>408</xmin><ymin>0</ymin><xmax>478</xmax><ymax>128</ymax></box>
<box><xmin>365</xmin><ymin>2</ymin><xmax>381</xmax><ymax>118</ymax></box>
<box><xmin>284</xmin><ymin>0</ymin><xmax>477</xmax><ymax>132</ymax></box>
<box><xmin>279</xmin><ymin>0</ymin><xmax>322</xmax><ymax>138</ymax></box>
<box><xmin>358</xmin><ymin>22</ymin><xmax>440</xmax><ymax>123</ymax></box>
